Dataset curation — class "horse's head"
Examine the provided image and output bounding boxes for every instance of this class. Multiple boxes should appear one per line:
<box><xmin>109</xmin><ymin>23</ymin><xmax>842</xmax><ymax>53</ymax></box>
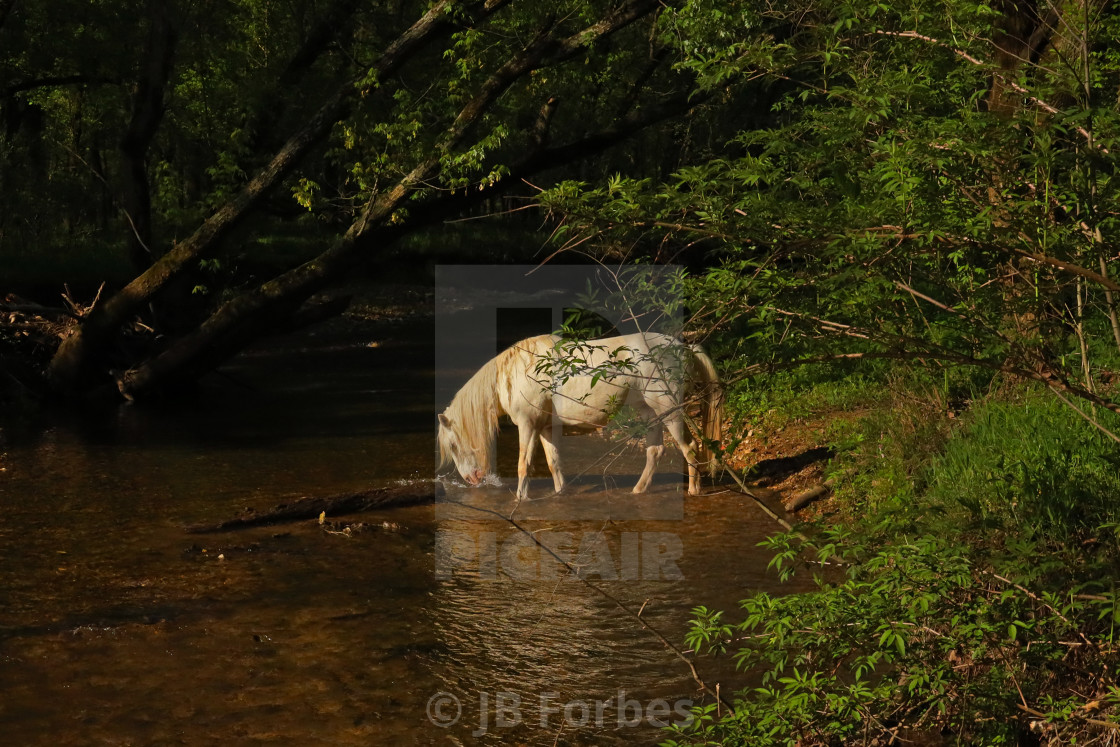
<box><xmin>437</xmin><ymin>412</ymin><xmax>485</xmax><ymax>486</ymax></box>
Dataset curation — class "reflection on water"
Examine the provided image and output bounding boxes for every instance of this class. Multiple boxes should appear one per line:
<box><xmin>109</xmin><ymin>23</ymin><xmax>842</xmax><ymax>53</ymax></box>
<box><xmin>0</xmin><ymin>316</ymin><xmax>806</xmax><ymax>745</ymax></box>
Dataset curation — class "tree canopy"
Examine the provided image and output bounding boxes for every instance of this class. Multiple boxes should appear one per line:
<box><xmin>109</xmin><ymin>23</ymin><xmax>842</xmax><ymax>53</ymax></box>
<box><xmin>545</xmin><ymin>0</ymin><xmax>1120</xmax><ymax>423</ymax></box>
<box><xmin>1</xmin><ymin>0</ymin><xmax>699</xmax><ymax>398</ymax></box>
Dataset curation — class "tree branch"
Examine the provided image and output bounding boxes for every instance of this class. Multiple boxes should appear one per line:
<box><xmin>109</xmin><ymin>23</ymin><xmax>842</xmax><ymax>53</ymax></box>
<box><xmin>1014</xmin><ymin>248</ymin><xmax>1120</xmax><ymax>293</ymax></box>
<box><xmin>874</xmin><ymin>29</ymin><xmax>1104</xmax><ymax>151</ymax></box>
<box><xmin>250</xmin><ymin>0</ymin><xmax>364</xmax><ymax>150</ymax></box>
<box><xmin>1</xmin><ymin>74</ymin><xmax>119</xmax><ymax>99</ymax></box>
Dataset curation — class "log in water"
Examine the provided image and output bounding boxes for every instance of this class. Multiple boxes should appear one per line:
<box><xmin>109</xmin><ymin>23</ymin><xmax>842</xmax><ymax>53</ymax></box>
<box><xmin>185</xmin><ymin>481</ymin><xmax>443</xmax><ymax>533</ymax></box>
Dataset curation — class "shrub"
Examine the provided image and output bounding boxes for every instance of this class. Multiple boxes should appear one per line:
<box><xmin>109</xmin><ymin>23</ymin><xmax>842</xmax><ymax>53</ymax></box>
<box><xmin>668</xmin><ymin>390</ymin><xmax>1120</xmax><ymax>746</ymax></box>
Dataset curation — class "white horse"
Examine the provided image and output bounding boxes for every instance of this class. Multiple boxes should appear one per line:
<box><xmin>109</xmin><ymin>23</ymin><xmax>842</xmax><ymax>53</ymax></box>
<box><xmin>437</xmin><ymin>332</ymin><xmax>722</xmax><ymax>499</ymax></box>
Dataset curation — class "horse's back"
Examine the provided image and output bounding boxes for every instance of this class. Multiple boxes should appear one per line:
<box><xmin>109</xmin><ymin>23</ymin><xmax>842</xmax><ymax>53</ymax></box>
<box><xmin>547</xmin><ymin>332</ymin><xmax>697</xmax><ymax>426</ymax></box>
<box><xmin>493</xmin><ymin>335</ymin><xmax>560</xmax><ymax>421</ymax></box>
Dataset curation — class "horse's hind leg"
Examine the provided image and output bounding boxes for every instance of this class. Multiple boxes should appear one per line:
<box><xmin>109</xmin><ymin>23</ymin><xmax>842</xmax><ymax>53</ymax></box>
<box><xmin>633</xmin><ymin>425</ymin><xmax>664</xmax><ymax>494</ymax></box>
<box><xmin>539</xmin><ymin>427</ymin><xmax>565</xmax><ymax>493</ymax></box>
<box><xmin>665</xmin><ymin>416</ymin><xmax>701</xmax><ymax>495</ymax></box>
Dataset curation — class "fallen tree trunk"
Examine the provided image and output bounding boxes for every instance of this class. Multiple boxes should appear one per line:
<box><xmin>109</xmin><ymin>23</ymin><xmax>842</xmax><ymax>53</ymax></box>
<box><xmin>784</xmin><ymin>481</ymin><xmax>833</xmax><ymax>513</ymax></box>
<box><xmin>186</xmin><ymin>481</ymin><xmax>443</xmax><ymax>534</ymax></box>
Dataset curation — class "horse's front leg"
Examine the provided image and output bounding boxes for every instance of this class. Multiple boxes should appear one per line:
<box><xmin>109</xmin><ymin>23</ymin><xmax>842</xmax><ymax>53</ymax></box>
<box><xmin>516</xmin><ymin>423</ymin><xmax>540</xmax><ymax>500</ymax></box>
<box><xmin>539</xmin><ymin>427</ymin><xmax>565</xmax><ymax>494</ymax></box>
<box><xmin>633</xmin><ymin>425</ymin><xmax>665</xmax><ymax>494</ymax></box>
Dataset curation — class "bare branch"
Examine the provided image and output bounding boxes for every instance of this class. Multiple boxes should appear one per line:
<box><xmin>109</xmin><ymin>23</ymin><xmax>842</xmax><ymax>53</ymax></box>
<box><xmin>1014</xmin><ymin>248</ymin><xmax>1120</xmax><ymax>293</ymax></box>
<box><xmin>874</xmin><ymin>29</ymin><xmax>1105</xmax><ymax>151</ymax></box>
<box><xmin>1</xmin><ymin>74</ymin><xmax>119</xmax><ymax>98</ymax></box>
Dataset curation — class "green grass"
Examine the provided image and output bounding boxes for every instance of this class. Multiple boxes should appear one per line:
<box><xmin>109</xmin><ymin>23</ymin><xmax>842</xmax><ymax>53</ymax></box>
<box><xmin>926</xmin><ymin>391</ymin><xmax>1120</xmax><ymax>540</ymax></box>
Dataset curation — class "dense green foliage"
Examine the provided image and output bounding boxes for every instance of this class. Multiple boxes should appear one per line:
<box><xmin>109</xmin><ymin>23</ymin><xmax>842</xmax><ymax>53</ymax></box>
<box><xmin>3</xmin><ymin>0</ymin><xmax>336</xmax><ymax>263</ymax></box>
<box><xmin>535</xmin><ymin>0</ymin><xmax>1120</xmax><ymax>741</ymax></box>
<box><xmin>544</xmin><ymin>0</ymin><xmax>1120</xmax><ymax>413</ymax></box>
<box><xmin>0</xmin><ymin>0</ymin><xmax>691</xmax><ymax>287</ymax></box>
<box><xmin>650</xmin><ymin>384</ymin><xmax>1120</xmax><ymax>744</ymax></box>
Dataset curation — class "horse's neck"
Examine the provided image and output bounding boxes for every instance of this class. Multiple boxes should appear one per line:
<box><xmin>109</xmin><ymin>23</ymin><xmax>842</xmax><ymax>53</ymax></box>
<box><xmin>455</xmin><ymin>355</ymin><xmax>496</xmax><ymax>410</ymax></box>
<box><xmin>449</xmin><ymin>356</ymin><xmax>501</xmax><ymax>464</ymax></box>
<box><xmin>452</xmin><ymin>333</ymin><xmax>554</xmax><ymax>426</ymax></box>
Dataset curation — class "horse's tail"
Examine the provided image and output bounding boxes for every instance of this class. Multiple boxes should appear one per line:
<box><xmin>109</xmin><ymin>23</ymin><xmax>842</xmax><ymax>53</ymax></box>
<box><xmin>690</xmin><ymin>344</ymin><xmax>724</xmax><ymax>475</ymax></box>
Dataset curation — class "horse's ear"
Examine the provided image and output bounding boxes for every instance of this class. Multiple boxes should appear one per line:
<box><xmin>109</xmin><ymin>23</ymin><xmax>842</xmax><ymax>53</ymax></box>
<box><xmin>437</xmin><ymin>413</ymin><xmax>451</xmax><ymax>427</ymax></box>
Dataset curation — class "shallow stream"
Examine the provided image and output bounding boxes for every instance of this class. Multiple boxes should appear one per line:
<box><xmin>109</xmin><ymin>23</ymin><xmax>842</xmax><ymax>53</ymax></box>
<box><xmin>0</xmin><ymin>312</ymin><xmax>806</xmax><ymax>745</ymax></box>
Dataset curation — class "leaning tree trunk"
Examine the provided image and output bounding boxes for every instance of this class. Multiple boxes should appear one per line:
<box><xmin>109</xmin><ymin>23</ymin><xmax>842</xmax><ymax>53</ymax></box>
<box><xmin>114</xmin><ymin>74</ymin><xmax>697</xmax><ymax>398</ymax></box>
<box><xmin>45</xmin><ymin>0</ymin><xmax>481</xmax><ymax>395</ymax></box>
<box><xmin>114</xmin><ymin>0</ymin><xmax>662</xmax><ymax>400</ymax></box>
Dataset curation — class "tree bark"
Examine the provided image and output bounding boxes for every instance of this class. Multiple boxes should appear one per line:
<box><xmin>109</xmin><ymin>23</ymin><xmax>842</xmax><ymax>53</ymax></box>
<box><xmin>784</xmin><ymin>481</ymin><xmax>833</xmax><ymax>513</ymax></box>
<box><xmin>120</xmin><ymin>0</ymin><xmax>178</xmax><ymax>270</ymax></box>
<box><xmin>987</xmin><ymin>1</ymin><xmax>1057</xmax><ymax>116</ymax></box>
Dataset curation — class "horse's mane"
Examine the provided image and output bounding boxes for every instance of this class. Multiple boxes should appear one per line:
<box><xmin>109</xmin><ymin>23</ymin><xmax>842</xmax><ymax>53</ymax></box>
<box><xmin>440</xmin><ymin>335</ymin><xmax>556</xmax><ymax>474</ymax></box>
